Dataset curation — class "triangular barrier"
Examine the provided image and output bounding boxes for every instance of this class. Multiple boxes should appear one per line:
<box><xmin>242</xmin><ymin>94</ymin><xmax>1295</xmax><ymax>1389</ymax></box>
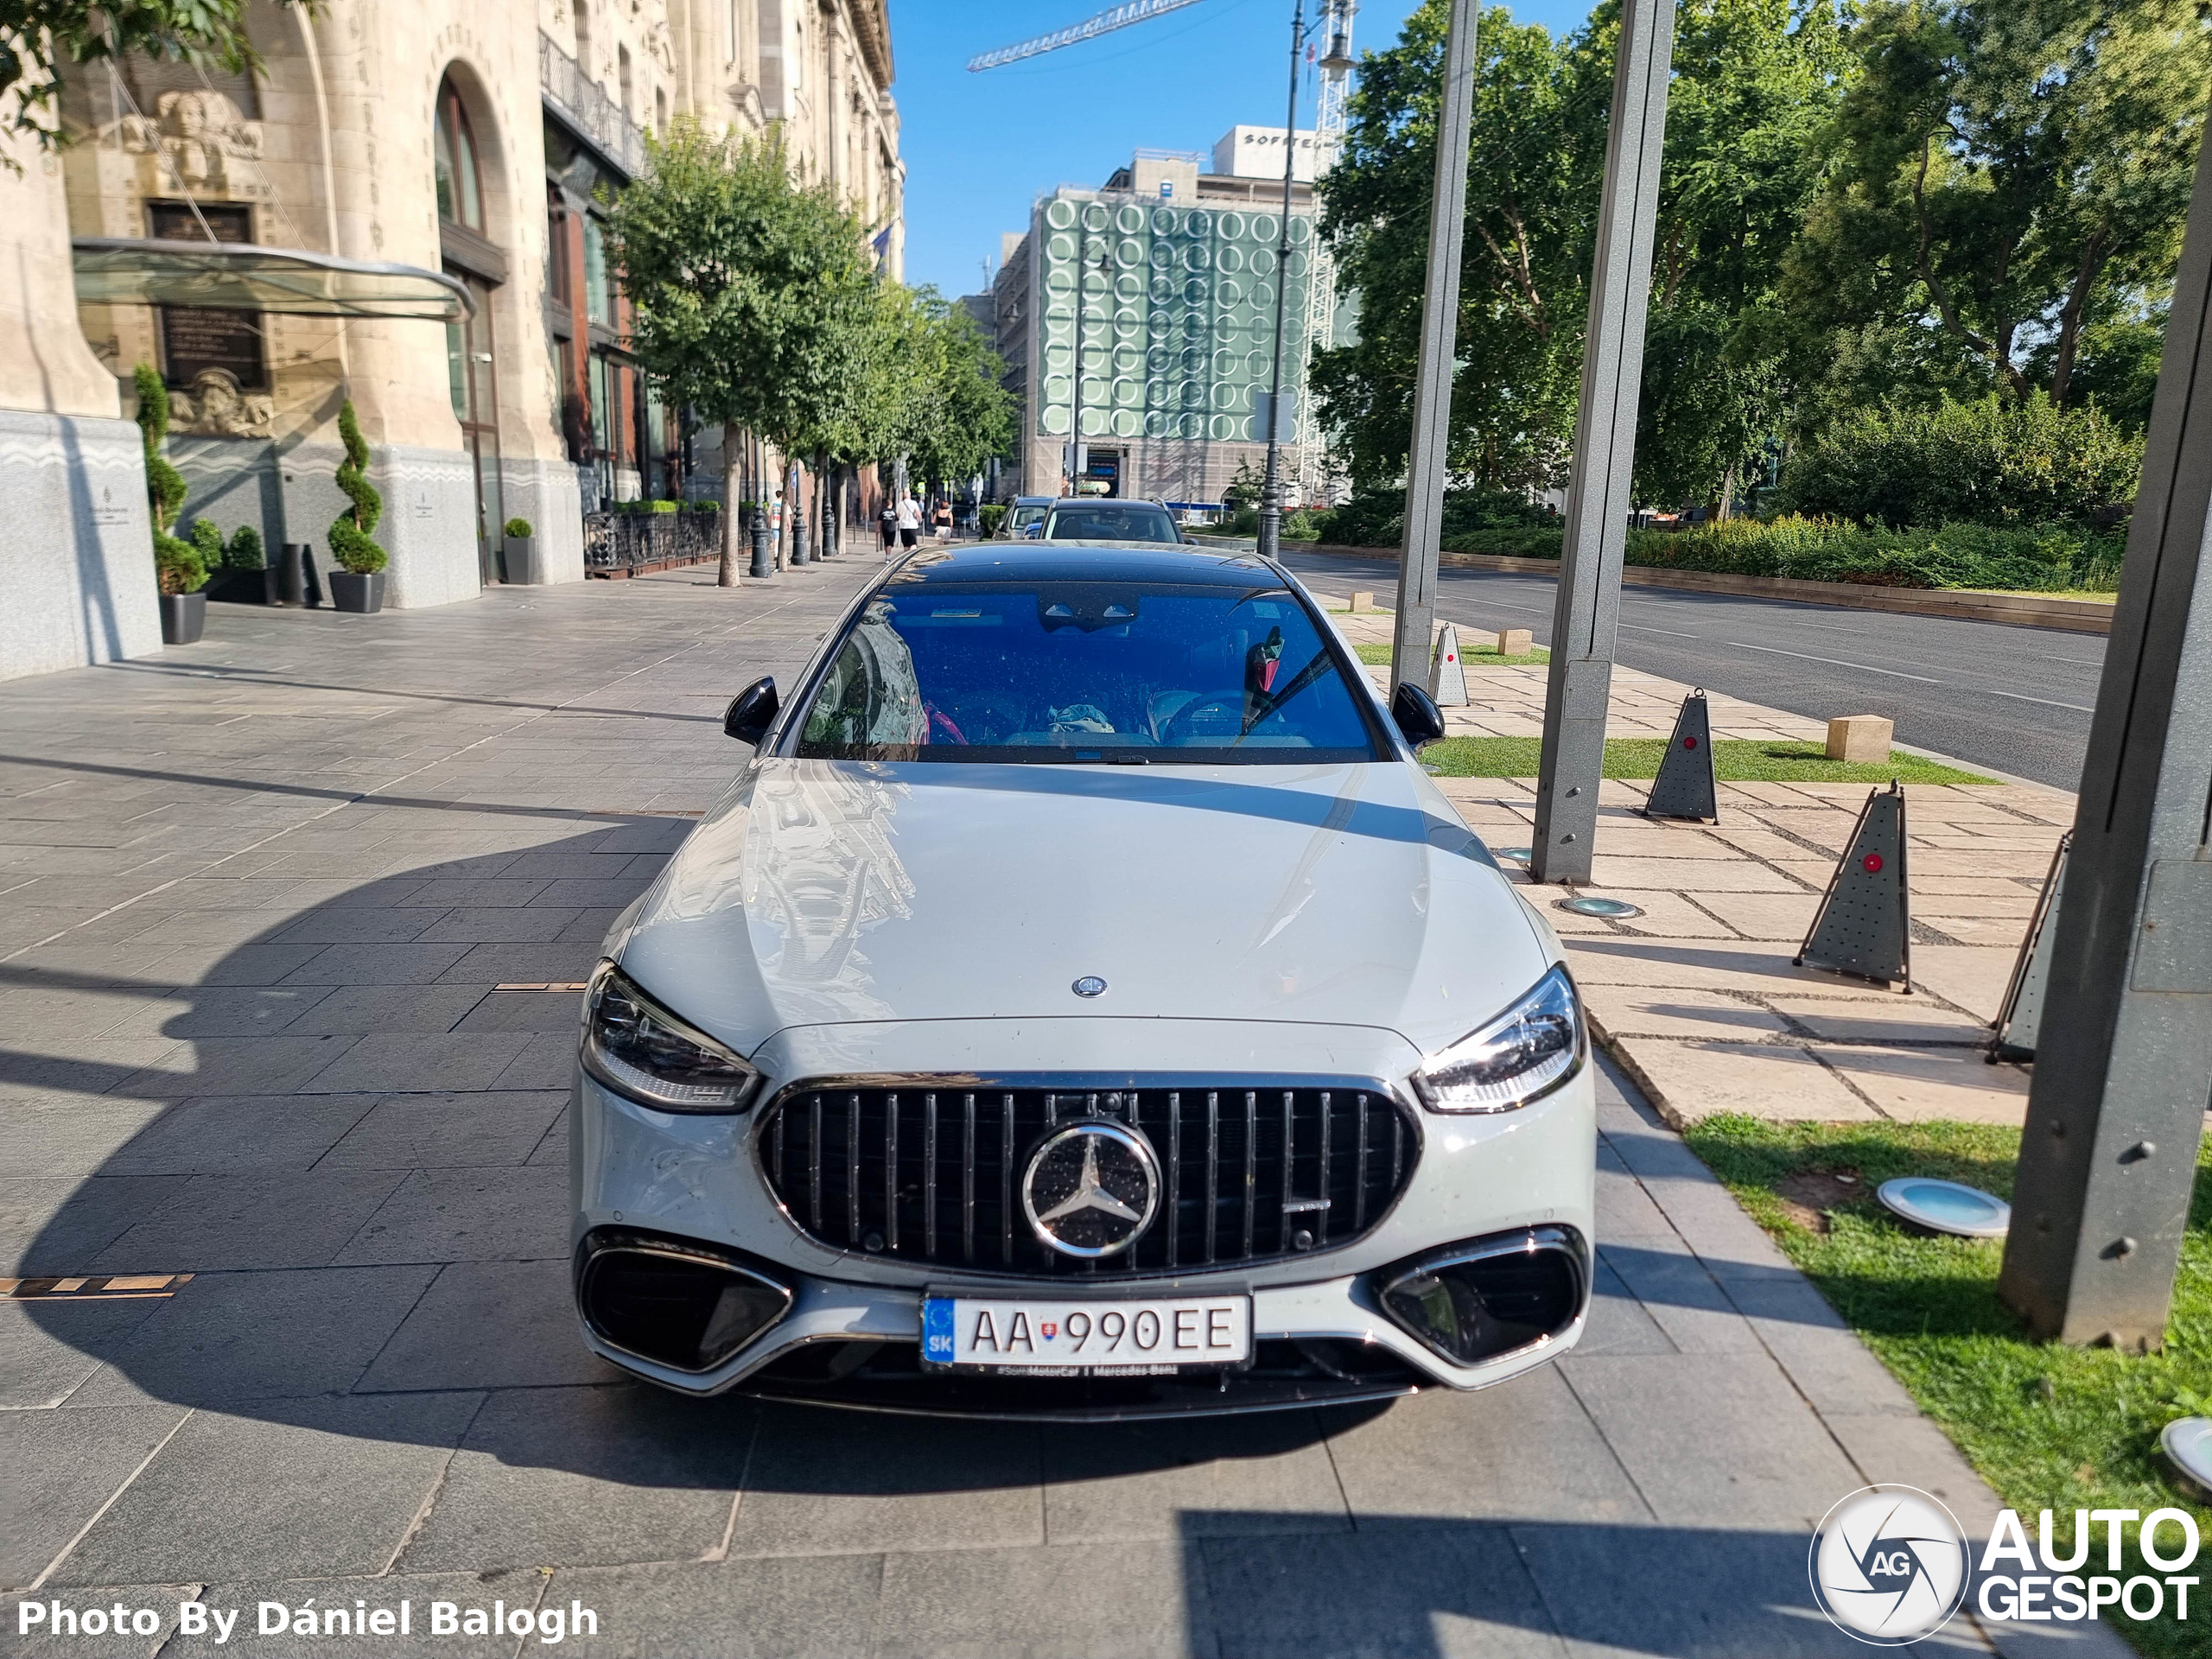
<box><xmin>1430</xmin><ymin>623</ymin><xmax>1469</xmax><ymax>707</ymax></box>
<box><xmin>1796</xmin><ymin>781</ymin><xmax>1911</xmax><ymax>989</ymax></box>
<box><xmin>1643</xmin><ymin>688</ymin><xmax>1718</xmax><ymax>821</ymax></box>
<box><xmin>1990</xmin><ymin>830</ymin><xmax>2070</xmax><ymax>1062</ymax></box>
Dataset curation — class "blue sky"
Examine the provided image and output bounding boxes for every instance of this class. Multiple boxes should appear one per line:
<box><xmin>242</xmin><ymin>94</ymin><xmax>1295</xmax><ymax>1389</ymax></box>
<box><xmin>887</xmin><ymin>0</ymin><xmax>1595</xmax><ymax>300</ymax></box>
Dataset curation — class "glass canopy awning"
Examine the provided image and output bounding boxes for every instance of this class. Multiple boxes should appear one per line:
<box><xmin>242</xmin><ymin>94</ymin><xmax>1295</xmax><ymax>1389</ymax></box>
<box><xmin>72</xmin><ymin>238</ymin><xmax>473</xmax><ymax>322</ymax></box>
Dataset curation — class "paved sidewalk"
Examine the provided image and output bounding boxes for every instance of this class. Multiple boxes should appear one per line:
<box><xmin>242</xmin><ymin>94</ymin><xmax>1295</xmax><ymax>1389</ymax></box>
<box><xmin>0</xmin><ymin>566</ymin><xmax>2108</xmax><ymax>1657</ymax></box>
<box><xmin>1314</xmin><ymin>590</ymin><xmax>2072</xmax><ymax>1128</ymax></box>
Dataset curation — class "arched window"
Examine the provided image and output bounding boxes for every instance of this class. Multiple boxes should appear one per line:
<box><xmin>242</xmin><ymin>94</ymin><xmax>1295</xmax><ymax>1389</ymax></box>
<box><xmin>434</xmin><ymin>78</ymin><xmax>483</xmax><ymax>232</ymax></box>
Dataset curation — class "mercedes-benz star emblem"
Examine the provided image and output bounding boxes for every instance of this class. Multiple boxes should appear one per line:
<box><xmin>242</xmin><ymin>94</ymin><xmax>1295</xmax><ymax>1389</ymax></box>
<box><xmin>1071</xmin><ymin>976</ymin><xmax>1107</xmax><ymax>998</ymax></box>
<box><xmin>1022</xmin><ymin>1121</ymin><xmax>1160</xmax><ymax>1258</ymax></box>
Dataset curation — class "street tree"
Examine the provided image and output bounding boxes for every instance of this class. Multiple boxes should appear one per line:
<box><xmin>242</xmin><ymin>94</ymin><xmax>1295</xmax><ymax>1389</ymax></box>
<box><xmin>899</xmin><ymin>293</ymin><xmax>1015</xmax><ymax>502</ymax></box>
<box><xmin>1784</xmin><ymin>0</ymin><xmax>2209</xmax><ymax>416</ymax></box>
<box><xmin>610</xmin><ymin>117</ymin><xmax>879</xmax><ymax>584</ymax></box>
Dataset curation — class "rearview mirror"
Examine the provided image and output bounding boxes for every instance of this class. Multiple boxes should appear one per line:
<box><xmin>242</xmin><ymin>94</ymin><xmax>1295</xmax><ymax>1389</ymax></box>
<box><xmin>1391</xmin><ymin>681</ymin><xmax>1446</xmax><ymax>749</ymax></box>
<box><xmin>723</xmin><ymin>677</ymin><xmax>779</xmax><ymax>745</ymax></box>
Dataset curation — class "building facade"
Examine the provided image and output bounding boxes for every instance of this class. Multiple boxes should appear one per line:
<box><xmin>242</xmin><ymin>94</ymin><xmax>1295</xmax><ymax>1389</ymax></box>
<box><xmin>984</xmin><ymin>131</ymin><xmax>1347</xmax><ymax>510</ymax></box>
<box><xmin>3</xmin><ymin>0</ymin><xmax>901</xmax><ymax>683</ymax></box>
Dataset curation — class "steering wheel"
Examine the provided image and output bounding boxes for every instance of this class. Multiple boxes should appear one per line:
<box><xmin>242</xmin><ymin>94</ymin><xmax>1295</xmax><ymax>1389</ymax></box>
<box><xmin>1160</xmin><ymin>693</ymin><xmax>1249</xmax><ymax>747</ymax></box>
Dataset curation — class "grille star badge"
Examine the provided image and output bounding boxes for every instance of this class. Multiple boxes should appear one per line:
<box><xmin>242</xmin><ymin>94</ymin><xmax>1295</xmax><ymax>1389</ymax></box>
<box><xmin>1021</xmin><ymin>1121</ymin><xmax>1160</xmax><ymax>1258</ymax></box>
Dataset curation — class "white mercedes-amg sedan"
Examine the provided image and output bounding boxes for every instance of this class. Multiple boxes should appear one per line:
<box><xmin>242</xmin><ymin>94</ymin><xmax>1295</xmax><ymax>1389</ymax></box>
<box><xmin>571</xmin><ymin>543</ymin><xmax>1594</xmax><ymax>1418</ymax></box>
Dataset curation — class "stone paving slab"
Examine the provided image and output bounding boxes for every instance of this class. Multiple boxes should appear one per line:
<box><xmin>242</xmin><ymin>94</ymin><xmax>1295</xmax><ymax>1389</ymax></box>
<box><xmin>1311</xmin><ymin>583</ymin><xmax>2067</xmax><ymax>1129</ymax></box>
<box><xmin>0</xmin><ymin>563</ymin><xmax>2133</xmax><ymax>1657</ymax></box>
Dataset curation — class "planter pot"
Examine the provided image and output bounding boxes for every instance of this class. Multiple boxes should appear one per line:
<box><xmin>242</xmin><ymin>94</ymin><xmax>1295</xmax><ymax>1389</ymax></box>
<box><xmin>207</xmin><ymin>569</ymin><xmax>277</xmax><ymax>605</ymax></box>
<box><xmin>503</xmin><ymin>535</ymin><xmax>541</xmax><ymax>585</ymax></box>
<box><xmin>159</xmin><ymin>591</ymin><xmax>207</xmax><ymax>645</ymax></box>
<box><xmin>328</xmin><ymin>570</ymin><xmax>385</xmax><ymax>613</ymax></box>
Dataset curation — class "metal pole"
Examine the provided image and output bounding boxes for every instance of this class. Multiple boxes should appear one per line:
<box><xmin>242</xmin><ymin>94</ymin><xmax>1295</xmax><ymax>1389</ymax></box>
<box><xmin>1998</xmin><ymin>109</ymin><xmax>2212</xmax><ymax>1349</ymax></box>
<box><xmin>1255</xmin><ymin>0</ymin><xmax>1305</xmax><ymax>562</ymax></box>
<box><xmin>1529</xmin><ymin>0</ymin><xmax>1677</xmax><ymax>886</ymax></box>
<box><xmin>1388</xmin><ymin>0</ymin><xmax>1478</xmax><ymax>690</ymax></box>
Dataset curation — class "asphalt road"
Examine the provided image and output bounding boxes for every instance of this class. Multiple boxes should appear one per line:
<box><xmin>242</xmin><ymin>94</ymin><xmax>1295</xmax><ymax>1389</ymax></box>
<box><xmin>1277</xmin><ymin>550</ymin><xmax>2107</xmax><ymax>789</ymax></box>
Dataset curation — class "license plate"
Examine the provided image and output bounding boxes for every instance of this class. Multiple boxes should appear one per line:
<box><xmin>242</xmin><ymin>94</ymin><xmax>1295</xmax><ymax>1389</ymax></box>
<box><xmin>921</xmin><ymin>1294</ymin><xmax>1252</xmax><ymax>1375</ymax></box>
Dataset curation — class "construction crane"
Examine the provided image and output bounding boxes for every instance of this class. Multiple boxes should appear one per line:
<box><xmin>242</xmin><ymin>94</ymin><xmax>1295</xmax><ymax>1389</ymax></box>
<box><xmin>966</xmin><ymin>0</ymin><xmax>1209</xmax><ymax>73</ymax></box>
<box><xmin>969</xmin><ymin>0</ymin><xmax>1357</xmax><ymax>504</ymax></box>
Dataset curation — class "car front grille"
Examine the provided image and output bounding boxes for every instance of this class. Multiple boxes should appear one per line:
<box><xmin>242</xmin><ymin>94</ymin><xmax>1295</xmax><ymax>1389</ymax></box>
<box><xmin>756</xmin><ymin>1083</ymin><xmax>1419</xmax><ymax>1278</ymax></box>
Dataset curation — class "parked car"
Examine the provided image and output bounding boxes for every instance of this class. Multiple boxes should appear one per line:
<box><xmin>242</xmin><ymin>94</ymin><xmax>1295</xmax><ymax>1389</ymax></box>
<box><xmin>572</xmin><ymin>541</ymin><xmax>1594</xmax><ymax>1417</ymax></box>
<box><xmin>1036</xmin><ymin>499</ymin><xmax>1185</xmax><ymax>543</ymax></box>
<box><xmin>1001</xmin><ymin>497</ymin><xmax>1052</xmax><ymax>539</ymax></box>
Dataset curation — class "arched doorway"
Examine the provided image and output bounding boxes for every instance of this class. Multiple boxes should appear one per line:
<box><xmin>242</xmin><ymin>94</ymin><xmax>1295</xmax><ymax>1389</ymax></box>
<box><xmin>435</xmin><ymin>76</ymin><xmax>505</xmax><ymax>584</ymax></box>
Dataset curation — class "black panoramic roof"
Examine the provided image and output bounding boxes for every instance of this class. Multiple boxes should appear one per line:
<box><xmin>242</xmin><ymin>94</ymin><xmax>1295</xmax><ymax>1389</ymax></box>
<box><xmin>882</xmin><ymin>543</ymin><xmax>1280</xmax><ymax>589</ymax></box>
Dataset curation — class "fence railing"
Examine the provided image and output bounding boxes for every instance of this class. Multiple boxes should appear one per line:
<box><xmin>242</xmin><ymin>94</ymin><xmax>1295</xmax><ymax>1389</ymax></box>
<box><xmin>582</xmin><ymin>510</ymin><xmax>721</xmax><ymax>575</ymax></box>
<box><xmin>539</xmin><ymin>32</ymin><xmax>647</xmax><ymax>181</ymax></box>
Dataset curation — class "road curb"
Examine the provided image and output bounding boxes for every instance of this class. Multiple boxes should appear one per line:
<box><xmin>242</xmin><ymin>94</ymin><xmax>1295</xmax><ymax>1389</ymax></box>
<box><xmin>1298</xmin><ymin>543</ymin><xmax>2116</xmax><ymax>635</ymax></box>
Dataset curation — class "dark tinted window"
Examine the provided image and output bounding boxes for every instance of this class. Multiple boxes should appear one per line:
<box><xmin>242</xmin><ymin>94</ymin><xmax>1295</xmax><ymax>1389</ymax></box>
<box><xmin>1041</xmin><ymin>504</ymin><xmax>1180</xmax><ymax>543</ymax></box>
<box><xmin>795</xmin><ymin>582</ymin><xmax>1379</xmax><ymax>764</ymax></box>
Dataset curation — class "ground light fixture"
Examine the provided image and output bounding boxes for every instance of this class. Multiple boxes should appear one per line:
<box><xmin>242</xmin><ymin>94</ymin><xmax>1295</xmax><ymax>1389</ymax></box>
<box><xmin>1876</xmin><ymin>1177</ymin><xmax>2011</xmax><ymax>1238</ymax></box>
<box><xmin>2160</xmin><ymin>1418</ymin><xmax>2212</xmax><ymax>1498</ymax></box>
<box><xmin>1556</xmin><ymin>895</ymin><xmax>1644</xmax><ymax>920</ymax></box>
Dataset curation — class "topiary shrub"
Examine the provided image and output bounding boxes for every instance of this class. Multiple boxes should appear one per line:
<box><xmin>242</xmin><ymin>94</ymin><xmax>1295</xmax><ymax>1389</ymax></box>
<box><xmin>188</xmin><ymin>518</ymin><xmax>223</xmax><ymax>566</ymax></box>
<box><xmin>504</xmin><ymin>517</ymin><xmax>533</xmax><ymax>539</ymax></box>
<box><xmin>978</xmin><ymin>503</ymin><xmax>1007</xmax><ymax>537</ymax></box>
<box><xmin>134</xmin><ymin>364</ymin><xmax>205</xmax><ymax>594</ymax></box>
<box><xmin>225</xmin><ymin>524</ymin><xmax>265</xmax><ymax>570</ymax></box>
<box><xmin>327</xmin><ymin>400</ymin><xmax>388</xmax><ymax>575</ymax></box>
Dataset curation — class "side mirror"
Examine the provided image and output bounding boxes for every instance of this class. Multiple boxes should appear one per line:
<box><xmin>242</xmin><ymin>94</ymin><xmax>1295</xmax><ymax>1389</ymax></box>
<box><xmin>1391</xmin><ymin>681</ymin><xmax>1446</xmax><ymax>749</ymax></box>
<box><xmin>723</xmin><ymin>677</ymin><xmax>779</xmax><ymax>746</ymax></box>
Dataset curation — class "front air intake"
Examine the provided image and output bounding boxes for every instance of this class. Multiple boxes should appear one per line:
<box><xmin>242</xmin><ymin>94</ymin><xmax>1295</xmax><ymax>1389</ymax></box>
<box><xmin>575</xmin><ymin>1230</ymin><xmax>791</xmax><ymax>1373</ymax></box>
<box><xmin>1377</xmin><ymin>1225</ymin><xmax>1588</xmax><ymax>1369</ymax></box>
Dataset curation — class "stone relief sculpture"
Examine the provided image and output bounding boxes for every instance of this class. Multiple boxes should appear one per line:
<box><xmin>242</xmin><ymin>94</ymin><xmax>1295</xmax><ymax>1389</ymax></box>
<box><xmin>169</xmin><ymin>368</ymin><xmax>276</xmax><ymax>438</ymax></box>
<box><xmin>118</xmin><ymin>91</ymin><xmax>265</xmax><ymax>194</ymax></box>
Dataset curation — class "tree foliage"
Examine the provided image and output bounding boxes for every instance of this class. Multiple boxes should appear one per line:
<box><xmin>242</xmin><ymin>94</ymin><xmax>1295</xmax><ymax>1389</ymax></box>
<box><xmin>1313</xmin><ymin>0</ymin><xmax>2203</xmax><ymax>521</ymax></box>
<box><xmin>898</xmin><ymin>292</ymin><xmax>1016</xmax><ymax>492</ymax></box>
<box><xmin>2</xmin><ymin>0</ymin><xmax>263</xmax><ymax>153</ymax></box>
<box><xmin>1783</xmin><ymin>0</ymin><xmax>2208</xmax><ymax>416</ymax></box>
<box><xmin>611</xmin><ymin>118</ymin><xmax>880</xmax><ymax>464</ymax></box>
<box><xmin>1777</xmin><ymin>392</ymin><xmax>2143</xmax><ymax>526</ymax></box>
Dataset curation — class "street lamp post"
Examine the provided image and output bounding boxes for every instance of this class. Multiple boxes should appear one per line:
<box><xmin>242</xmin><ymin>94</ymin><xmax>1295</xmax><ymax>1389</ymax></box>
<box><xmin>1255</xmin><ymin>0</ymin><xmax>1306</xmax><ymax>562</ymax></box>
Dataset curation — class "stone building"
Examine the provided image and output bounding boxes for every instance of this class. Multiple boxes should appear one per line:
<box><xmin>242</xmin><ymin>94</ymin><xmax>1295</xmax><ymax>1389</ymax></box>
<box><xmin>2</xmin><ymin>0</ymin><xmax>900</xmax><ymax>683</ymax></box>
<box><xmin>982</xmin><ymin>130</ymin><xmax>1350</xmax><ymax>509</ymax></box>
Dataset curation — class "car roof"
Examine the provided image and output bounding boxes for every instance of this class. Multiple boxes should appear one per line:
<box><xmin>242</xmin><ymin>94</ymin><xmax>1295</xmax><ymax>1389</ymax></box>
<box><xmin>1046</xmin><ymin>498</ymin><xmax>1169</xmax><ymax>509</ymax></box>
<box><xmin>884</xmin><ymin>543</ymin><xmax>1283</xmax><ymax>588</ymax></box>
<box><xmin>1010</xmin><ymin>497</ymin><xmax>1053</xmax><ymax>507</ymax></box>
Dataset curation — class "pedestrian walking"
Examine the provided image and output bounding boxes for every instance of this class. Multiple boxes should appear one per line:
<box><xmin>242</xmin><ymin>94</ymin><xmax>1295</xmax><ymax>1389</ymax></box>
<box><xmin>895</xmin><ymin>492</ymin><xmax>921</xmax><ymax>550</ymax></box>
<box><xmin>878</xmin><ymin>497</ymin><xmax>899</xmax><ymax>554</ymax></box>
<box><xmin>932</xmin><ymin>499</ymin><xmax>953</xmax><ymax>543</ymax></box>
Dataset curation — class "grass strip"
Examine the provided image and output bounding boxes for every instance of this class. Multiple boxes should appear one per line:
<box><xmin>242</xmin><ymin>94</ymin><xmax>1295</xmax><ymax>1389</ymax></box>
<box><xmin>1684</xmin><ymin>1115</ymin><xmax>2212</xmax><ymax>1659</ymax></box>
<box><xmin>1420</xmin><ymin>734</ymin><xmax>1993</xmax><ymax>784</ymax></box>
<box><xmin>1352</xmin><ymin>641</ymin><xmax>1552</xmax><ymax>668</ymax></box>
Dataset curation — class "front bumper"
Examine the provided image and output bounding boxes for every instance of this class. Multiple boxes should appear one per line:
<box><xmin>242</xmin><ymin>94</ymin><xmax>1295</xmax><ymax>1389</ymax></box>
<box><xmin>570</xmin><ymin>1017</ymin><xmax>1596</xmax><ymax>1415</ymax></box>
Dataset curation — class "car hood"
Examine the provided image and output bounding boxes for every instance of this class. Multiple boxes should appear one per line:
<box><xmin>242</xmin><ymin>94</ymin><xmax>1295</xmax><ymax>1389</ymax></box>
<box><xmin>615</xmin><ymin>758</ymin><xmax>1554</xmax><ymax>1061</ymax></box>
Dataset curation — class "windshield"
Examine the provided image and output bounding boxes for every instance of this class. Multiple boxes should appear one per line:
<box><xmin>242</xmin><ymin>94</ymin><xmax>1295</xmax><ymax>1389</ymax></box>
<box><xmin>793</xmin><ymin>581</ymin><xmax>1382</xmax><ymax>765</ymax></box>
<box><xmin>1040</xmin><ymin>503</ymin><xmax>1181</xmax><ymax>543</ymax></box>
<box><xmin>1005</xmin><ymin>505</ymin><xmax>1046</xmax><ymax>536</ymax></box>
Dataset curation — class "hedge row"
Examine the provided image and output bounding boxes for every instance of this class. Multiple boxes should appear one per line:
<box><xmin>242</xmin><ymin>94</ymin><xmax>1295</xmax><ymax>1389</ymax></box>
<box><xmin>1414</xmin><ymin>514</ymin><xmax>2126</xmax><ymax>593</ymax></box>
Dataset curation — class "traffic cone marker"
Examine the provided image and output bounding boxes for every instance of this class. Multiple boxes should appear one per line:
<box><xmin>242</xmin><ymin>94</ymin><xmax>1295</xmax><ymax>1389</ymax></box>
<box><xmin>1795</xmin><ymin>781</ymin><xmax>1911</xmax><ymax>989</ymax></box>
<box><xmin>1643</xmin><ymin>689</ymin><xmax>1718</xmax><ymax>822</ymax></box>
<box><xmin>1430</xmin><ymin>623</ymin><xmax>1469</xmax><ymax>707</ymax></box>
<box><xmin>1989</xmin><ymin>830</ymin><xmax>2069</xmax><ymax>1062</ymax></box>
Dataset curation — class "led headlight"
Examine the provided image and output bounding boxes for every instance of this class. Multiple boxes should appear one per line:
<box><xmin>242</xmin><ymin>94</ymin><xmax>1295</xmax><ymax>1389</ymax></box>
<box><xmin>1413</xmin><ymin>963</ymin><xmax>1583</xmax><ymax>1114</ymax></box>
<box><xmin>581</xmin><ymin>961</ymin><xmax>760</xmax><ymax>1112</ymax></box>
